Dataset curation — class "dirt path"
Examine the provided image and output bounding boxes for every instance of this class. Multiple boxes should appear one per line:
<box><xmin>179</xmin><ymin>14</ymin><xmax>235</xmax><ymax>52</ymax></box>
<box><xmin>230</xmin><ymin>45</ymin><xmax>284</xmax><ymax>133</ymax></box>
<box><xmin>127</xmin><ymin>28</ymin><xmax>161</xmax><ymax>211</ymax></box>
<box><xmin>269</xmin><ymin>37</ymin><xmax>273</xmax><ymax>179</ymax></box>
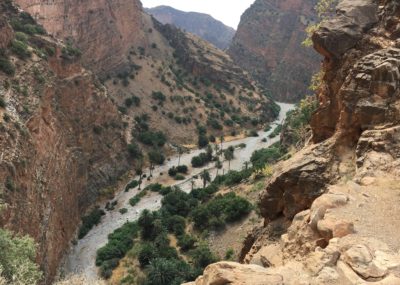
<box><xmin>58</xmin><ymin>102</ymin><xmax>295</xmax><ymax>282</ymax></box>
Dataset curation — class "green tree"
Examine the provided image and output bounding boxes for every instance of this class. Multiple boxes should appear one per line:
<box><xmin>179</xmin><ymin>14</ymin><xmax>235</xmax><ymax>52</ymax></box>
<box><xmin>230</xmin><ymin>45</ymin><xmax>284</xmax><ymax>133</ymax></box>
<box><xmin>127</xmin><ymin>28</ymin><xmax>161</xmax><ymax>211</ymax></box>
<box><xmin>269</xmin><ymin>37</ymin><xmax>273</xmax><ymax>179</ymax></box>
<box><xmin>224</xmin><ymin>147</ymin><xmax>234</xmax><ymax>171</ymax></box>
<box><xmin>200</xmin><ymin>170</ymin><xmax>211</xmax><ymax>189</ymax></box>
<box><xmin>0</xmin><ymin>229</ymin><xmax>42</xmax><ymax>285</ymax></box>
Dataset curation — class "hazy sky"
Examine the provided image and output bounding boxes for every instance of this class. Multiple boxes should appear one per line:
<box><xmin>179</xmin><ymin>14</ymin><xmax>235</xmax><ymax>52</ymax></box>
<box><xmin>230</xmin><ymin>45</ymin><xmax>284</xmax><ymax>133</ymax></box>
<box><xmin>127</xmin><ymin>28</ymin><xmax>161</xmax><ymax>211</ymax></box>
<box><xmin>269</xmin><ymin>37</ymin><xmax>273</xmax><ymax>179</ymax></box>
<box><xmin>141</xmin><ymin>0</ymin><xmax>255</xmax><ymax>29</ymax></box>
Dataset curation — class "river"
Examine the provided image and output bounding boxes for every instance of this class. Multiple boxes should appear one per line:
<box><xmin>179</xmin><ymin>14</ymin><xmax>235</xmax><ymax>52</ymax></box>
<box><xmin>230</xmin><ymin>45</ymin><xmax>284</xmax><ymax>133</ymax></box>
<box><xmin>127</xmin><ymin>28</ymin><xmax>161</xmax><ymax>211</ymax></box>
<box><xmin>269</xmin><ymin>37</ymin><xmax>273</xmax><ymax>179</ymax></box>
<box><xmin>59</xmin><ymin>102</ymin><xmax>295</xmax><ymax>281</ymax></box>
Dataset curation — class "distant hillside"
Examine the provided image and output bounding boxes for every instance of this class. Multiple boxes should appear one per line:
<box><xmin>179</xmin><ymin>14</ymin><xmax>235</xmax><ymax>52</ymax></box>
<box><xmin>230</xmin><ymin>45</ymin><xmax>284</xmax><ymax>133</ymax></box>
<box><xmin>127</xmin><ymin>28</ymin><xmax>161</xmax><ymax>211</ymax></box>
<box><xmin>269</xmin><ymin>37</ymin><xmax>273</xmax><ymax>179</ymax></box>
<box><xmin>145</xmin><ymin>5</ymin><xmax>235</xmax><ymax>50</ymax></box>
<box><xmin>228</xmin><ymin>0</ymin><xmax>320</xmax><ymax>103</ymax></box>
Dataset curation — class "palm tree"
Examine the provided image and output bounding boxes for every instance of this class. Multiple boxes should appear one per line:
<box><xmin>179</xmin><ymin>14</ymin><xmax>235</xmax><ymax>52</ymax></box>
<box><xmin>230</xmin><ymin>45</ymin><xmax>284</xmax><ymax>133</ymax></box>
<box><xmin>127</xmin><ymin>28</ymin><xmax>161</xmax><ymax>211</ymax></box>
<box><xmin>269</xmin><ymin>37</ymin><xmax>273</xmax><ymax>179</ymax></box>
<box><xmin>135</xmin><ymin>159</ymin><xmax>144</xmax><ymax>190</ymax></box>
<box><xmin>177</xmin><ymin>146</ymin><xmax>183</xmax><ymax>167</ymax></box>
<box><xmin>220</xmin><ymin>135</ymin><xmax>224</xmax><ymax>153</ymax></box>
<box><xmin>215</xmin><ymin>158</ymin><xmax>222</xmax><ymax>176</ymax></box>
<box><xmin>200</xmin><ymin>170</ymin><xmax>211</xmax><ymax>188</ymax></box>
<box><xmin>224</xmin><ymin>147</ymin><xmax>234</xmax><ymax>171</ymax></box>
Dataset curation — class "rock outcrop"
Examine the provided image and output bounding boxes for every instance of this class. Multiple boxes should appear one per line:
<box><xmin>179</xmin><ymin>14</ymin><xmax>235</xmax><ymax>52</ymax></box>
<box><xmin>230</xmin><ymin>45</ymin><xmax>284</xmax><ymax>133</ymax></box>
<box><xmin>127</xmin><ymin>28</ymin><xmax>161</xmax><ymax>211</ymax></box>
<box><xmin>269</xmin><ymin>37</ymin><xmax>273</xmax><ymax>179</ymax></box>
<box><xmin>228</xmin><ymin>0</ymin><xmax>320</xmax><ymax>102</ymax></box>
<box><xmin>194</xmin><ymin>0</ymin><xmax>400</xmax><ymax>284</ymax></box>
<box><xmin>0</xmin><ymin>3</ymin><xmax>129</xmax><ymax>283</ymax></box>
<box><xmin>145</xmin><ymin>6</ymin><xmax>235</xmax><ymax>50</ymax></box>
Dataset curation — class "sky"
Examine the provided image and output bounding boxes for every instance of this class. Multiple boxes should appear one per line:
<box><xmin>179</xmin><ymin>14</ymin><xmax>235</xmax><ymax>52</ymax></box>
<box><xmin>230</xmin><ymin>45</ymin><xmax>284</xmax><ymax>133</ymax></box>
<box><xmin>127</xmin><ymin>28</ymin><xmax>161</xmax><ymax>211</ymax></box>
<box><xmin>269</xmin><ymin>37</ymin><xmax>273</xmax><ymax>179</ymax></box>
<box><xmin>141</xmin><ymin>0</ymin><xmax>255</xmax><ymax>29</ymax></box>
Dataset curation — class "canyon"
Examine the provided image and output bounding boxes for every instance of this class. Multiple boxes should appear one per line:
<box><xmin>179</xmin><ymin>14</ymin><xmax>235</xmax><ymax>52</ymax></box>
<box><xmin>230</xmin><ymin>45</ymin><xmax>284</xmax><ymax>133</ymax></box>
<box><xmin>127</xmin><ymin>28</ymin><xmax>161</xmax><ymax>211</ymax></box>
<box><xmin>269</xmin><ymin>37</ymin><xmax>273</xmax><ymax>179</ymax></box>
<box><xmin>2</xmin><ymin>0</ymin><xmax>400</xmax><ymax>284</ymax></box>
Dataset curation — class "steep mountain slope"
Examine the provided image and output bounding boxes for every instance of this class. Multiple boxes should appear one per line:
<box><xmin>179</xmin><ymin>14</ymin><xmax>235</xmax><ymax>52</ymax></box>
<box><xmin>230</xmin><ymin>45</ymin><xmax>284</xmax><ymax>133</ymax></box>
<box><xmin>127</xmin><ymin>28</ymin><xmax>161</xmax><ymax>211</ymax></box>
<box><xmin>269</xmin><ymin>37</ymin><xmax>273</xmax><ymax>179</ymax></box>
<box><xmin>15</xmin><ymin>0</ymin><xmax>279</xmax><ymax>147</ymax></box>
<box><xmin>145</xmin><ymin>5</ymin><xmax>236</xmax><ymax>50</ymax></box>
<box><xmin>228</xmin><ymin>0</ymin><xmax>320</xmax><ymax>102</ymax></box>
<box><xmin>188</xmin><ymin>0</ymin><xmax>400</xmax><ymax>284</ymax></box>
<box><xmin>0</xmin><ymin>2</ymin><xmax>129</xmax><ymax>284</ymax></box>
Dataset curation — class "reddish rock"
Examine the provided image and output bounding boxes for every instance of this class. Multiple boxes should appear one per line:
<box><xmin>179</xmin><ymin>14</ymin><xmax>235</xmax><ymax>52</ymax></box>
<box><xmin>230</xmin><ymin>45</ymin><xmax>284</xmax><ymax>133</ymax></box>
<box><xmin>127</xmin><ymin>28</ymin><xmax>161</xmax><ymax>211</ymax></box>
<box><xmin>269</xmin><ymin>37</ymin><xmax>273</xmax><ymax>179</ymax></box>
<box><xmin>228</xmin><ymin>0</ymin><xmax>320</xmax><ymax>102</ymax></box>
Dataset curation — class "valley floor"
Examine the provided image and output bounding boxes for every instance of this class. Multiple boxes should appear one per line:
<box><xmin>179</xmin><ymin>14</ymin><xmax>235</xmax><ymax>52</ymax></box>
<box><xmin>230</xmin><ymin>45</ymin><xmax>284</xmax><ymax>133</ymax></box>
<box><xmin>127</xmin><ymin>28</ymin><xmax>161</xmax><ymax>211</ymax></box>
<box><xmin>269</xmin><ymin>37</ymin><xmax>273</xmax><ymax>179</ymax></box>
<box><xmin>58</xmin><ymin>103</ymin><xmax>295</xmax><ymax>282</ymax></box>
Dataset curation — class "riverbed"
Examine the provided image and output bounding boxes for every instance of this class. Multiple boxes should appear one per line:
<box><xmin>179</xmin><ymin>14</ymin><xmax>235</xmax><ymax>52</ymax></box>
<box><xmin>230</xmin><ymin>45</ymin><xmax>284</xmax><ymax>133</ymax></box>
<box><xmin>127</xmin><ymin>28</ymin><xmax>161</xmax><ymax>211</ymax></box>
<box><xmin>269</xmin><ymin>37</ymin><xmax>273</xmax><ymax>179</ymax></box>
<box><xmin>59</xmin><ymin>102</ymin><xmax>295</xmax><ymax>281</ymax></box>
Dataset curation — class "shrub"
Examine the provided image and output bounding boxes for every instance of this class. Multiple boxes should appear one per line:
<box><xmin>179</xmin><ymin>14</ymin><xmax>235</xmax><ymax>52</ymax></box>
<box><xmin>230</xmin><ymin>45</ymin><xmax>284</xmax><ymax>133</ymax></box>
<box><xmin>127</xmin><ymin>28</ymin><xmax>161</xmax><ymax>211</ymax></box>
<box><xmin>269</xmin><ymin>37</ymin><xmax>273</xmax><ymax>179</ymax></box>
<box><xmin>198</xmin><ymin>134</ymin><xmax>209</xmax><ymax>148</ymax></box>
<box><xmin>162</xmin><ymin>189</ymin><xmax>197</xmax><ymax>217</ymax></box>
<box><xmin>0</xmin><ymin>56</ymin><xmax>15</xmax><ymax>76</ymax></box>
<box><xmin>191</xmin><ymin>193</ymin><xmax>252</xmax><ymax>230</ymax></box>
<box><xmin>191</xmin><ymin>152</ymin><xmax>212</xmax><ymax>168</ymax></box>
<box><xmin>151</xmin><ymin>91</ymin><xmax>166</xmax><ymax>102</ymax></box>
<box><xmin>168</xmin><ymin>165</ymin><xmax>188</xmax><ymax>177</ymax></box>
<box><xmin>174</xmin><ymin>174</ymin><xmax>185</xmax><ymax>180</ymax></box>
<box><xmin>125</xmin><ymin>180</ymin><xmax>139</xmax><ymax>192</ymax></box>
<box><xmin>78</xmin><ymin>207</ymin><xmax>106</xmax><ymax>239</ymax></box>
<box><xmin>129</xmin><ymin>190</ymin><xmax>147</xmax><ymax>207</ymax></box>
<box><xmin>268</xmin><ymin>124</ymin><xmax>282</xmax><ymax>138</ymax></box>
<box><xmin>96</xmin><ymin>222</ymin><xmax>139</xmax><ymax>268</ymax></box>
<box><xmin>248</xmin><ymin>130</ymin><xmax>259</xmax><ymax>137</ymax></box>
<box><xmin>177</xmin><ymin>234</ymin><xmax>196</xmax><ymax>251</ymax></box>
<box><xmin>0</xmin><ymin>229</ymin><xmax>43</xmax><ymax>285</ymax></box>
<box><xmin>250</xmin><ymin>144</ymin><xmax>282</xmax><ymax>170</ymax></box>
<box><xmin>119</xmin><ymin>208</ymin><xmax>128</xmax><ymax>215</ymax></box>
<box><xmin>127</xmin><ymin>142</ymin><xmax>143</xmax><ymax>159</ymax></box>
<box><xmin>176</xmin><ymin>165</ymin><xmax>188</xmax><ymax>174</ymax></box>
<box><xmin>0</xmin><ymin>97</ymin><xmax>6</xmax><ymax>108</ymax></box>
<box><xmin>148</xmin><ymin>150</ymin><xmax>165</xmax><ymax>165</ymax></box>
<box><xmin>11</xmin><ymin>40</ymin><xmax>31</xmax><ymax>59</ymax></box>
<box><xmin>137</xmin><ymin>131</ymin><xmax>166</xmax><ymax>147</ymax></box>
<box><xmin>190</xmin><ymin>244</ymin><xmax>218</xmax><ymax>269</ymax></box>
<box><xmin>165</xmin><ymin>215</ymin><xmax>186</xmax><ymax>235</ymax></box>
<box><xmin>61</xmin><ymin>43</ymin><xmax>82</xmax><ymax>60</ymax></box>
<box><xmin>146</xmin><ymin>258</ymin><xmax>192</xmax><ymax>285</ymax></box>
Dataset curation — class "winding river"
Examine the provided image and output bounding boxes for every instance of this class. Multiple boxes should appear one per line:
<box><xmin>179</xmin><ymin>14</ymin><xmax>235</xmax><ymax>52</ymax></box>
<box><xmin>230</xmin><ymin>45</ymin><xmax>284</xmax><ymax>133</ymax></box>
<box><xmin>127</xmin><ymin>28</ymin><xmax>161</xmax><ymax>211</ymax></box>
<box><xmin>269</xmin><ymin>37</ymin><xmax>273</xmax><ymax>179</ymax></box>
<box><xmin>59</xmin><ymin>102</ymin><xmax>295</xmax><ymax>281</ymax></box>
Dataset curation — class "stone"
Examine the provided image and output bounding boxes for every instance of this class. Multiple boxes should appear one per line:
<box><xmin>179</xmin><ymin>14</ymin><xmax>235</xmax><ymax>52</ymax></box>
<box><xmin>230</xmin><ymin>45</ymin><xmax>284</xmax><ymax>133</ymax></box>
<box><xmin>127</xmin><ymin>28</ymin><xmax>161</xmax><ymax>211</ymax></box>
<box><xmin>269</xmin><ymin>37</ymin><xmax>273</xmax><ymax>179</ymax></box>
<box><xmin>188</xmin><ymin>262</ymin><xmax>284</xmax><ymax>285</ymax></box>
<box><xmin>342</xmin><ymin>244</ymin><xmax>388</xmax><ymax>279</ymax></box>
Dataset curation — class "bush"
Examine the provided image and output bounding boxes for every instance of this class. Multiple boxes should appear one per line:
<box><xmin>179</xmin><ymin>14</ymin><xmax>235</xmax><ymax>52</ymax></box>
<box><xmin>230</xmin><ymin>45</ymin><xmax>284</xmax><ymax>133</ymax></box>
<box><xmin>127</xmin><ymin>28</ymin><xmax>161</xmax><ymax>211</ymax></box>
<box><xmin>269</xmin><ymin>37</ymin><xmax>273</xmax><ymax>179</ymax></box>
<box><xmin>0</xmin><ymin>97</ymin><xmax>6</xmax><ymax>108</ymax></box>
<box><xmin>125</xmin><ymin>180</ymin><xmax>139</xmax><ymax>192</ymax></box>
<box><xmin>137</xmin><ymin>131</ymin><xmax>166</xmax><ymax>147</ymax></box>
<box><xmin>151</xmin><ymin>91</ymin><xmax>166</xmax><ymax>102</ymax></box>
<box><xmin>146</xmin><ymin>258</ymin><xmax>192</xmax><ymax>285</ymax></box>
<box><xmin>78</xmin><ymin>207</ymin><xmax>106</xmax><ymax>239</ymax></box>
<box><xmin>61</xmin><ymin>43</ymin><xmax>82</xmax><ymax>60</ymax></box>
<box><xmin>191</xmin><ymin>193</ymin><xmax>252</xmax><ymax>230</ymax></box>
<box><xmin>191</xmin><ymin>152</ymin><xmax>212</xmax><ymax>168</ymax></box>
<box><xmin>11</xmin><ymin>40</ymin><xmax>31</xmax><ymax>59</ymax></box>
<box><xmin>177</xmin><ymin>234</ymin><xmax>196</xmax><ymax>251</ymax></box>
<box><xmin>268</xmin><ymin>124</ymin><xmax>282</xmax><ymax>138</ymax></box>
<box><xmin>174</xmin><ymin>174</ymin><xmax>185</xmax><ymax>180</ymax></box>
<box><xmin>248</xmin><ymin>130</ymin><xmax>259</xmax><ymax>137</ymax></box>
<box><xmin>119</xmin><ymin>208</ymin><xmax>128</xmax><ymax>215</ymax></box>
<box><xmin>162</xmin><ymin>189</ymin><xmax>197</xmax><ymax>217</ymax></box>
<box><xmin>250</xmin><ymin>144</ymin><xmax>282</xmax><ymax>170</ymax></box>
<box><xmin>165</xmin><ymin>215</ymin><xmax>186</xmax><ymax>235</ymax></box>
<box><xmin>129</xmin><ymin>190</ymin><xmax>147</xmax><ymax>207</ymax></box>
<box><xmin>0</xmin><ymin>229</ymin><xmax>43</xmax><ymax>285</ymax></box>
<box><xmin>190</xmin><ymin>244</ymin><xmax>218</xmax><ymax>269</ymax></box>
<box><xmin>198</xmin><ymin>134</ymin><xmax>209</xmax><ymax>148</ymax></box>
<box><xmin>148</xmin><ymin>150</ymin><xmax>165</xmax><ymax>165</ymax></box>
<box><xmin>96</xmin><ymin>222</ymin><xmax>139</xmax><ymax>268</ymax></box>
<box><xmin>168</xmin><ymin>165</ymin><xmax>188</xmax><ymax>177</ymax></box>
<box><xmin>0</xmin><ymin>56</ymin><xmax>15</xmax><ymax>76</ymax></box>
<box><xmin>127</xmin><ymin>142</ymin><xmax>143</xmax><ymax>159</ymax></box>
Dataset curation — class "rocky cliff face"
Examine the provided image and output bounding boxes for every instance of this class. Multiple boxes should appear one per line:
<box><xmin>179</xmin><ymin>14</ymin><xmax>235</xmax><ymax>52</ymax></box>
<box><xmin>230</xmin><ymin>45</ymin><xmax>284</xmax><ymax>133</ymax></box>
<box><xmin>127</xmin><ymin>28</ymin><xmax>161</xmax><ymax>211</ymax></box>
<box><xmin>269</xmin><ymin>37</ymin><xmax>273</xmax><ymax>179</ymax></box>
<box><xmin>145</xmin><ymin>6</ymin><xmax>236</xmax><ymax>50</ymax></box>
<box><xmin>0</xmin><ymin>3</ymin><xmax>129</xmax><ymax>284</ymax></box>
<box><xmin>188</xmin><ymin>0</ymin><xmax>400</xmax><ymax>284</ymax></box>
<box><xmin>14</xmin><ymin>0</ymin><xmax>146</xmax><ymax>77</ymax></box>
<box><xmin>228</xmin><ymin>0</ymin><xmax>320</xmax><ymax>103</ymax></box>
